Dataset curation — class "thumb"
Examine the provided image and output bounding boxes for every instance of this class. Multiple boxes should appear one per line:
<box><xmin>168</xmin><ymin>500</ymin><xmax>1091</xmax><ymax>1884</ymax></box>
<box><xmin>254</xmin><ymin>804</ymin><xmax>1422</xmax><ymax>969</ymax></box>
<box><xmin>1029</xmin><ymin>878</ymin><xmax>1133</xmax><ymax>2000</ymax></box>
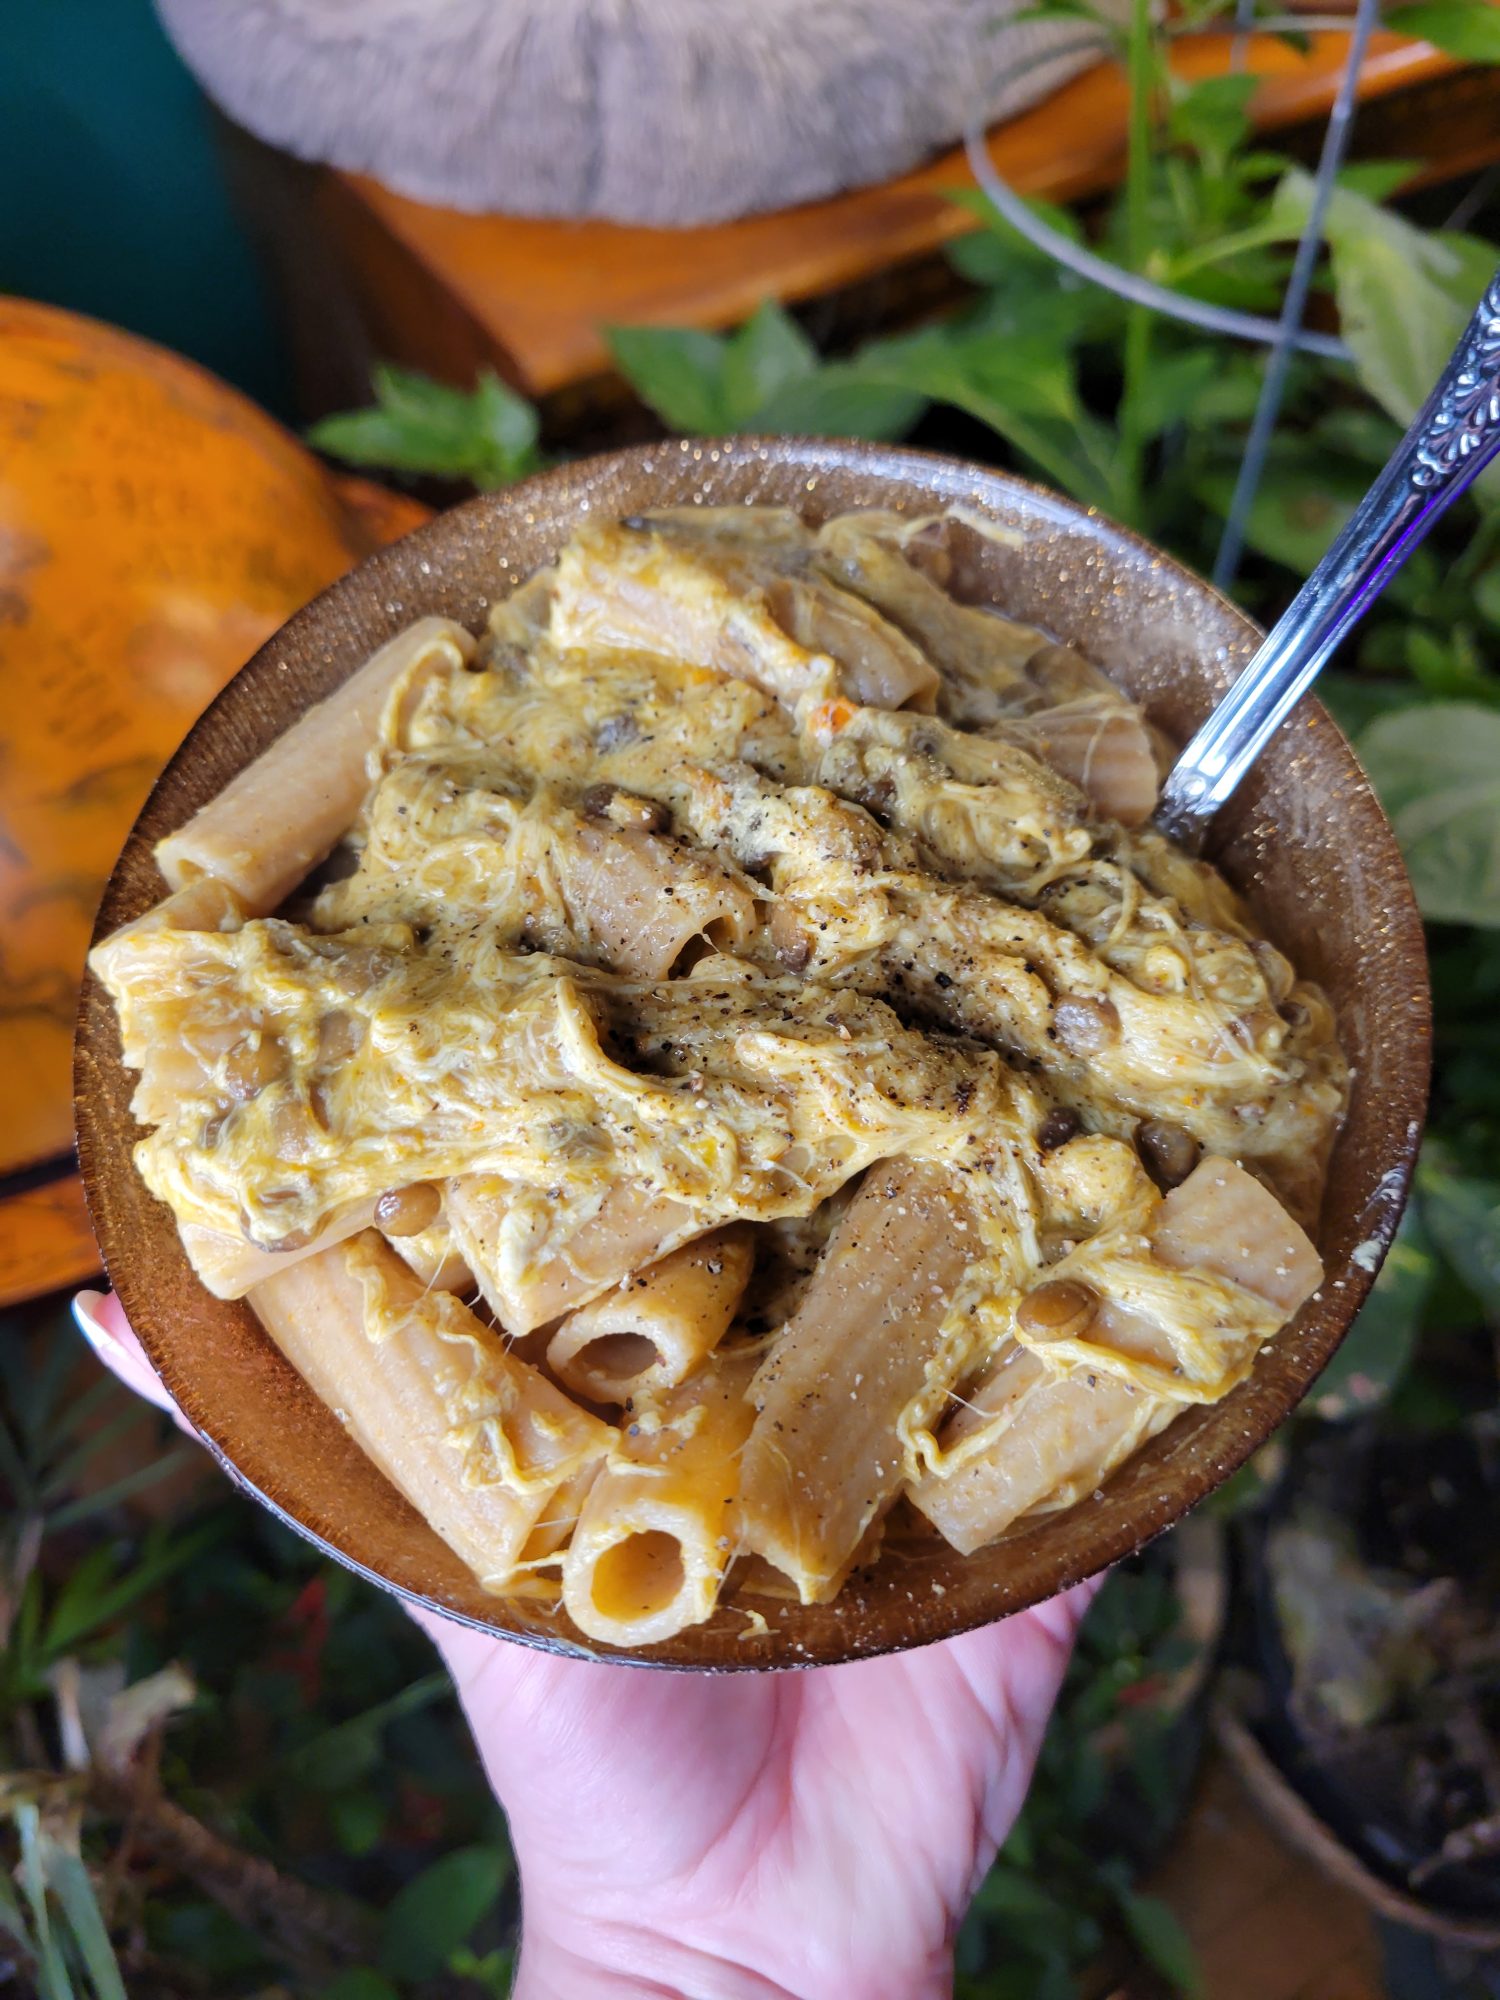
<box><xmin>72</xmin><ymin>1290</ymin><xmax>506</xmax><ymax>1675</ymax></box>
<box><xmin>71</xmin><ymin>1291</ymin><xmax>200</xmax><ymax>1440</ymax></box>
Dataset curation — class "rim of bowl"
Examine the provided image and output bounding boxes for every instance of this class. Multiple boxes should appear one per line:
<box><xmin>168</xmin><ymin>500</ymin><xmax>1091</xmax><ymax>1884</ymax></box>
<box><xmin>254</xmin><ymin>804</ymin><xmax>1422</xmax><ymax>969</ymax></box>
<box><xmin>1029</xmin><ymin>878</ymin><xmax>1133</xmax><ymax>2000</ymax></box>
<box><xmin>74</xmin><ymin>437</ymin><xmax>1432</xmax><ymax>1670</ymax></box>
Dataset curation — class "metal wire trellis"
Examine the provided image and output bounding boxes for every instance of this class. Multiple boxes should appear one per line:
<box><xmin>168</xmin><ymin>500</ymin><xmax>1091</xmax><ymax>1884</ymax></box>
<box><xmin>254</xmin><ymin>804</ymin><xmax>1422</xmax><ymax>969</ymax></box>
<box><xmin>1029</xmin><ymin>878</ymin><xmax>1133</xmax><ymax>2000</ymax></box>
<box><xmin>963</xmin><ymin>0</ymin><xmax>1380</xmax><ymax>587</ymax></box>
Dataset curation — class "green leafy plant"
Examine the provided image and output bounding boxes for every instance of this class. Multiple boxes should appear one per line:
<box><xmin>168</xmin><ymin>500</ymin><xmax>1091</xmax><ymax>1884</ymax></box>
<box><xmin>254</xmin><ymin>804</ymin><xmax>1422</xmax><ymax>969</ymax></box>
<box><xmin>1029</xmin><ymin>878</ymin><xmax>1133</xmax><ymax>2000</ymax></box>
<box><xmin>0</xmin><ymin>1298</ymin><xmax>515</xmax><ymax>1998</ymax></box>
<box><xmin>956</xmin><ymin>1560</ymin><xmax>1203</xmax><ymax>1998</ymax></box>
<box><xmin>604</xmin><ymin>299</ymin><xmax>927</xmax><ymax>440</ymax></box>
<box><xmin>310</xmin><ymin>364</ymin><xmax>544</xmax><ymax>489</ymax></box>
<box><xmin>1386</xmin><ymin>0</ymin><xmax>1500</xmax><ymax>62</ymax></box>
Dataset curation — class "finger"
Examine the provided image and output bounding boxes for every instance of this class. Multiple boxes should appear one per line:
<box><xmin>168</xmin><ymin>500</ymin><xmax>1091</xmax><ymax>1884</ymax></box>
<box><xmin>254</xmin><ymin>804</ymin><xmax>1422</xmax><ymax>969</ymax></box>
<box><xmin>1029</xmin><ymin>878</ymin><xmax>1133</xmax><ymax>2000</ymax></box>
<box><xmin>405</xmin><ymin>1599</ymin><xmax>525</xmax><ymax>1685</ymax></box>
<box><xmin>71</xmin><ymin>1291</ymin><xmax>201</xmax><ymax>1440</ymax></box>
<box><xmin>942</xmin><ymin>1576</ymin><xmax>1105</xmax><ymax>1859</ymax></box>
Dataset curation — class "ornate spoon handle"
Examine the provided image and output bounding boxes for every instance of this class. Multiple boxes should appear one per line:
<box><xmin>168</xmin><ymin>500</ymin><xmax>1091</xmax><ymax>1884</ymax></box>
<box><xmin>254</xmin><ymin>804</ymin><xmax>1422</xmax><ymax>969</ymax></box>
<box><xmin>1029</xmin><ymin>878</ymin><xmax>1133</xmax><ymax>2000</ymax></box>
<box><xmin>1156</xmin><ymin>270</ymin><xmax>1500</xmax><ymax>851</ymax></box>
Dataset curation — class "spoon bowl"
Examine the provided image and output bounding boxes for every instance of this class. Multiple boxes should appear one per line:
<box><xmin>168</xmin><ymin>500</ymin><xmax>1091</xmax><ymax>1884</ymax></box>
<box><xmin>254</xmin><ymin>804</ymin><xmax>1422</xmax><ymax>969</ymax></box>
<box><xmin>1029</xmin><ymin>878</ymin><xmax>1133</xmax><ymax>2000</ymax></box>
<box><xmin>74</xmin><ymin>438</ymin><xmax>1430</xmax><ymax>1669</ymax></box>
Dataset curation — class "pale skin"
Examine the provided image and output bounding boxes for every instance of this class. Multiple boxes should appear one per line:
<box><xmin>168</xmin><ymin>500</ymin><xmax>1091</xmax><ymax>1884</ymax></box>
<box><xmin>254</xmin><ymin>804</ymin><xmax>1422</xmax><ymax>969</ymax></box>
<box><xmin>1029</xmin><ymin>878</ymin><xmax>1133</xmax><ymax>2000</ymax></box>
<box><xmin>74</xmin><ymin>1288</ymin><xmax>1097</xmax><ymax>2000</ymax></box>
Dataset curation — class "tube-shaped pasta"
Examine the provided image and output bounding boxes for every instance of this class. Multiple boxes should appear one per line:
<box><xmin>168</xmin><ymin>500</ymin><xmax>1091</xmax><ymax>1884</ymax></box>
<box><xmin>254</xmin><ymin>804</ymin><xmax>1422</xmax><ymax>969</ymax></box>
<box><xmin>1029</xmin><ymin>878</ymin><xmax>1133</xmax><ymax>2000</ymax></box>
<box><xmin>547</xmin><ymin>1225</ymin><xmax>754</xmax><ymax>1403</ymax></box>
<box><xmin>180</xmin><ymin>1197</ymin><xmax>381</xmax><ymax>1300</ymax></box>
<box><xmin>521</xmin><ymin>1465</ymin><xmax>600</xmax><ymax>1564</ymax></box>
<box><xmin>89</xmin><ymin>876</ymin><xmax>247</xmax><ymax>974</ymax></box>
<box><xmin>561</xmin><ymin>1350</ymin><xmax>756</xmax><ymax>1647</ymax></box>
<box><xmin>989</xmin><ymin>704</ymin><xmax>1158</xmax><ymax>828</ymax></box>
<box><xmin>549</xmin><ymin>522</ymin><xmax>936</xmax><ymax>711</ymax></box>
<box><xmin>552</xmin><ymin>815</ymin><xmax>759</xmax><ymax>977</ymax></box>
<box><xmin>910</xmin><ymin>1156</ymin><xmax>1322</xmax><ymax>1551</ymax></box>
<box><xmin>738</xmin><ymin>1161</ymin><xmax>972</xmax><ymax>1603</ymax></box>
<box><xmin>908</xmin><ymin>1343</ymin><xmax>1176</xmax><ymax>1555</ymax></box>
<box><xmin>812</xmin><ymin>517</ymin><xmax>1159</xmax><ymax>820</ymax></box>
<box><xmin>446</xmin><ymin>1177</ymin><xmax>700</xmax><ymax>1334</ymax></box>
<box><xmin>1152</xmin><ymin>1157</ymin><xmax>1322</xmax><ymax>1312</ymax></box>
<box><xmin>251</xmin><ymin>1232</ymin><xmax>613</xmax><ymax>1591</ymax></box>
<box><xmin>761</xmin><ymin>572</ymin><xmax>939</xmax><ymax>711</ymax></box>
<box><xmin>156</xmin><ymin>617</ymin><xmax>475</xmax><ymax>911</ymax></box>
<box><xmin>314</xmin><ymin>760</ymin><xmax>759</xmax><ymax>980</ymax></box>
<box><xmin>549</xmin><ymin>523</ymin><xmax>821</xmax><ymax>708</ymax></box>
<box><xmin>812</xmin><ymin>512</ymin><xmax>1043</xmax><ymax>709</ymax></box>
<box><xmin>89</xmin><ymin>880</ymin><xmax>252</xmax><ymax>1123</ymax></box>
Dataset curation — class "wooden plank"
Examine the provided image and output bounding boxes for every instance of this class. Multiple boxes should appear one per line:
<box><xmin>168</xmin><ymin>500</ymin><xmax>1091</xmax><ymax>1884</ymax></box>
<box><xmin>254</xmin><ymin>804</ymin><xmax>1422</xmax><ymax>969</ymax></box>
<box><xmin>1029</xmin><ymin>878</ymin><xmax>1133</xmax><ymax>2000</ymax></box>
<box><xmin>332</xmin><ymin>30</ymin><xmax>1457</xmax><ymax>397</ymax></box>
<box><xmin>0</xmin><ymin>1175</ymin><xmax>100</xmax><ymax>1310</ymax></box>
<box><xmin>1137</xmin><ymin>1751</ymin><xmax>1384</xmax><ymax>2000</ymax></box>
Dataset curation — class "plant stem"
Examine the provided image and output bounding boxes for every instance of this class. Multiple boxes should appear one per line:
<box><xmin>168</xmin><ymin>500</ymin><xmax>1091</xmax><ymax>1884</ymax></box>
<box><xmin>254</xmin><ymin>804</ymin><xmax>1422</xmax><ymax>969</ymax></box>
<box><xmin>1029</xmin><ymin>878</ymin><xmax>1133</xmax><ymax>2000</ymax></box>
<box><xmin>1118</xmin><ymin>0</ymin><xmax>1158</xmax><ymax>523</ymax></box>
<box><xmin>91</xmin><ymin>1766</ymin><xmax>376</xmax><ymax>1971</ymax></box>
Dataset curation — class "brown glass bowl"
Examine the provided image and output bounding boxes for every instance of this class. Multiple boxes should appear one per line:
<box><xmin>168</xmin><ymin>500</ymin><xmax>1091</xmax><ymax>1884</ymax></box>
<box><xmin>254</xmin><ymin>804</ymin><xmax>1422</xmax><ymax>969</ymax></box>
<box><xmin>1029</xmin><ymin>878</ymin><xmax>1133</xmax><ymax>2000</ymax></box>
<box><xmin>75</xmin><ymin>439</ymin><xmax>1431</xmax><ymax>1670</ymax></box>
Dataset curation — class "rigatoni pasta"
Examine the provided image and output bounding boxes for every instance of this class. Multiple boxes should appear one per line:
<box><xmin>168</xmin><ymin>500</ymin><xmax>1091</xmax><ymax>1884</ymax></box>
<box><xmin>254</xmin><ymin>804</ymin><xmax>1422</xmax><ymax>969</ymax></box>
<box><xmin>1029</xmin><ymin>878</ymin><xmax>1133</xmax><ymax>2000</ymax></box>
<box><xmin>251</xmin><ymin>1232</ymin><xmax>612</xmax><ymax>1590</ymax></box>
<box><xmin>90</xmin><ymin>503</ymin><xmax>1347</xmax><ymax>1648</ymax></box>
<box><xmin>157</xmin><ymin>617</ymin><xmax>475</xmax><ymax>912</ymax></box>
<box><xmin>562</xmin><ymin>1350</ymin><xmax>758</xmax><ymax>1646</ymax></box>
<box><xmin>547</xmin><ymin>1225</ymin><xmax>754</xmax><ymax>1404</ymax></box>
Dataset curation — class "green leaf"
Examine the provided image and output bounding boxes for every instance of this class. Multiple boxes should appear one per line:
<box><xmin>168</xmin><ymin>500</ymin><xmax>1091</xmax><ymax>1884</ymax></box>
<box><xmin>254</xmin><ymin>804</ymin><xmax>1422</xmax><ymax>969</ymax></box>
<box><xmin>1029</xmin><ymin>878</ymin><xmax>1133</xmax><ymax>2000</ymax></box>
<box><xmin>1309</xmin><ymin>1206</ymin><xmax>1432</xmax><ymax>1419</ymax></box>
<box><xmin>720</xmin><ymin>301</ymin><xmax>816</xmax><ymax>422</ymax></box>
<box><xmin>14</xmin><ymin>1804</ymin><xmax>73</xmax><ymax>2000</ymax></box>
<box><xmin>48</xmin><ymin>1443</ymin><xmax>201</xmax><ymax>1532</ymax></box>
<box><xmin>945</xmin><ymin>186</ymin><xmax>1088</xmax><ymax>267</ymax></box>
<box><xmin>1318</xmin><ymin>672</ymin><xmax>1423</xmax><ymax>739</ymax></box>
<box><xmin>1122</xmin><ymin>348</ymin><xmax>1220</xmax><ymax>442</ymax></box>
<box><xmin>1009</xmin><ymin>0</ymin><xmax>1110</xmax><ymax>25</ymax></box>
<box><xmin>38</xmin><ymin>1835</ymin><xmax>127</xmax><ymax>2000</ymax></box>
<box><xmin>1309</xmin><ymin>403</ymin><xmax>1402</xmax><ymax>470</ymax></box>
<box><xmin>752</xmin><ymin>363</ymin><xmax>925</xmax><ymax>442</ymax></box>
<box><xmin>309</xmin><ymin>366</ymin><xmax>542</xmax><ymax>489</ymax></box>
<box><xmin>1168</xmin><ymin>73</ymin><xmax>1258</xmax><ymax>170</ymax></box>
<box><xmin>1194</xmin><ymin>459</ymin><xmax>1366</xmax><ymax>576</ymax></box>
<box><xmin>1272</xmin><ymin>170</ymin><xmax>1500</xmax><ymax>502</ymax></box>
<box><xmin>0</xmin><ymin>1869</ymin><xmax>32</xmax><ymax>1958</ymax></box>
<box><xmin>1175</xmin><ymin>352</ymin><xmax>1267</xmax><ymax>426</ymax></box>
<box><xmin>44</xmin><ymin>1517</ymin><xmax>226</xmax><ymax>1658</ymax></box>
<box><xmin>9</xmin><ymin>1312</ymin><xmax>84</xmax><ymax>1458</ymax></box>
<box><xmin>1474</xmin><ymin>565</ymin><xmax>1500</xmax><ymax>630</ymax></box>
<box><xmin>608</xmin><ymin>301</ymin><xmax>925</xmax><ymax>441</ymax></box>
<box><xmin>467</xmin><ymin>373</ymin><xmax>542</xmax><ymax>486</ymax></box>
<box><xmin>1357</xmin><ymin>702</ymin><xmax>1500</xmax><ymax>926</ymax></box>
<box><xmin>873</xmin><ymin>324</ymin><xmax>1119</xmax><ymax>510</ymax></box>
<box><xmin>1386</xmin><ymin>1</ymin><xmax>1500</xmax><ymax>60</ymax></box>
<box><xmin>322</xmin><ymin>1973</ymin><xmax>400</xmax><ymax>2000</ymax></box>
<box><xmin>328</xmin><ymin>1790</ymin><xmax>387</xmax><ymax>1857</ymax></box>
<box><xmin>450</xmin><ymin>1944</ymin><xmax>517</xmax><ymax>1995</ymax></box>
<box><xmin>291</xmin><ymin>1670</ymin><xmax>449</xmax><ymax>1790</ymax></box>
<box><xmin>1119</xmin><ymin>1889</ymin><xmax>1202</xmax><ymax>1997</ymax></box>
<box><xmin>40</xmin><ymin>1396</ymin><xmax>152</xmax><ymax>1504</ymax></box>
<box><xmin>1405</xmin><ymin>625</ymin><xmax>1498</xmax><ymax>705</ymax></box>
<box><xmin>1334</xmin><ymin>158</ymin><xmax>1423</xmax><ymax>206</ymax></box>
<box><xmin>379</xmin><ymin>1845</ymin><xmax>511</xmax><ymax>1982</ymax></box>
<box><xmin>975</xmin><ymin>1863</ymin><xmax>1071</xmax><ymax>1926</ymax></box>
<box><xmin>156</xmin><ymin>1900</ymin><xmax>269</xmax><ymax>1982</ymax></box>
<box><xmin>605</xmin><ymin>323</ymin><xmax>729</xmax><ymax>432</ymax></box>
<box><xmin>1419</xmin><ymin>1153</ymin><xmax>1500</xmax><ymax>1324</ymax></box>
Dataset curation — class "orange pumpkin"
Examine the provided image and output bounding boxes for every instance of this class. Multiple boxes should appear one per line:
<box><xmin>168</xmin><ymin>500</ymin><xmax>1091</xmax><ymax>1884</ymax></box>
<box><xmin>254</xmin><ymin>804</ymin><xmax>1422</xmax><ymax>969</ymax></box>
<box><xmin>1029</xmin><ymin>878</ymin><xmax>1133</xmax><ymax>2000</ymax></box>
<box><xmin>0</xmin><ymin>298</ymin><xmax>428</xmax><ymax>1305</ymax></box>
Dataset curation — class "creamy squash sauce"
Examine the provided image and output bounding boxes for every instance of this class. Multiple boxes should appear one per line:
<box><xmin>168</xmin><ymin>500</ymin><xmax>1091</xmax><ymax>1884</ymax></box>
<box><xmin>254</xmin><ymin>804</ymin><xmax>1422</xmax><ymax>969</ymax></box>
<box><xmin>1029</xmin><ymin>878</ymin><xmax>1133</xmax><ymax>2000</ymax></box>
<box><xmin>96</xmin><ymin>506</ymin><xmax>1348</xmax><ymax>1612</ymax></box>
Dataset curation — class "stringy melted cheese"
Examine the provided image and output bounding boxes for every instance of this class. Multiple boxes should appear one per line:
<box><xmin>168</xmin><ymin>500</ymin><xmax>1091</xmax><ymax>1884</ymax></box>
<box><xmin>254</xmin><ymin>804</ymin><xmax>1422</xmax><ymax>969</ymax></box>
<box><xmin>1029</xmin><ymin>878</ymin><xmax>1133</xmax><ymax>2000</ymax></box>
<box><xmin>99</xmin><ymin>506</ymin><xmax>1348</xmax><ymax>1435</ymax></box>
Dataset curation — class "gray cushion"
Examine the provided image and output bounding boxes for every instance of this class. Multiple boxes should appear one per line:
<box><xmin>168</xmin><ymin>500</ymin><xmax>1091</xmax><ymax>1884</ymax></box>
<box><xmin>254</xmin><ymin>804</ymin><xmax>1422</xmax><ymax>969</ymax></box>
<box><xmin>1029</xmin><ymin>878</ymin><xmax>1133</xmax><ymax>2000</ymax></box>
<box><xmin>155</xmin><ymin>0</ymin><xmax>1110</xmax><ymax>226</ymax></box>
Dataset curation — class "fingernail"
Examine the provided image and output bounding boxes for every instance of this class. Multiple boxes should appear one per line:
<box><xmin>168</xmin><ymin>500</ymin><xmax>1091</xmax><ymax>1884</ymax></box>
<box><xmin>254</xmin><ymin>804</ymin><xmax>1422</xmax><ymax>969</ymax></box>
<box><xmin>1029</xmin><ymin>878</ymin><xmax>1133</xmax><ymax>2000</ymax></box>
<box><xmin>72</xmin><ymin>1289</ymin><xmax>123</xmax><ymax>1360</ymax></box>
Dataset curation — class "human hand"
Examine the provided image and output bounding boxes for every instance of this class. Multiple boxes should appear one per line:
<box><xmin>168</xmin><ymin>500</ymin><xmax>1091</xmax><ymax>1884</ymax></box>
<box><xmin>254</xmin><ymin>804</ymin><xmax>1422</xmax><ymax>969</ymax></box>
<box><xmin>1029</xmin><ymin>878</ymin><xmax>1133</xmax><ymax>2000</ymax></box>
<box><xmin>75</xmin><ymin>1289</ymin><xmax>1097</xmax><ymax>2000</ymax></box>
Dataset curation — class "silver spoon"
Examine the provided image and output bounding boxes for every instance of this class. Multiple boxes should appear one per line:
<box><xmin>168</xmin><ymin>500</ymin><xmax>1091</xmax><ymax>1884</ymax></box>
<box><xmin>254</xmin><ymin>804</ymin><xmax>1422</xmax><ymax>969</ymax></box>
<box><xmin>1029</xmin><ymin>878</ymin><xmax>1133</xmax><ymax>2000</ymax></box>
<box><xmin>1155</xmin><ymin>270</ymin><xmax>1500</xmax><ymax>852</ymax></box>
